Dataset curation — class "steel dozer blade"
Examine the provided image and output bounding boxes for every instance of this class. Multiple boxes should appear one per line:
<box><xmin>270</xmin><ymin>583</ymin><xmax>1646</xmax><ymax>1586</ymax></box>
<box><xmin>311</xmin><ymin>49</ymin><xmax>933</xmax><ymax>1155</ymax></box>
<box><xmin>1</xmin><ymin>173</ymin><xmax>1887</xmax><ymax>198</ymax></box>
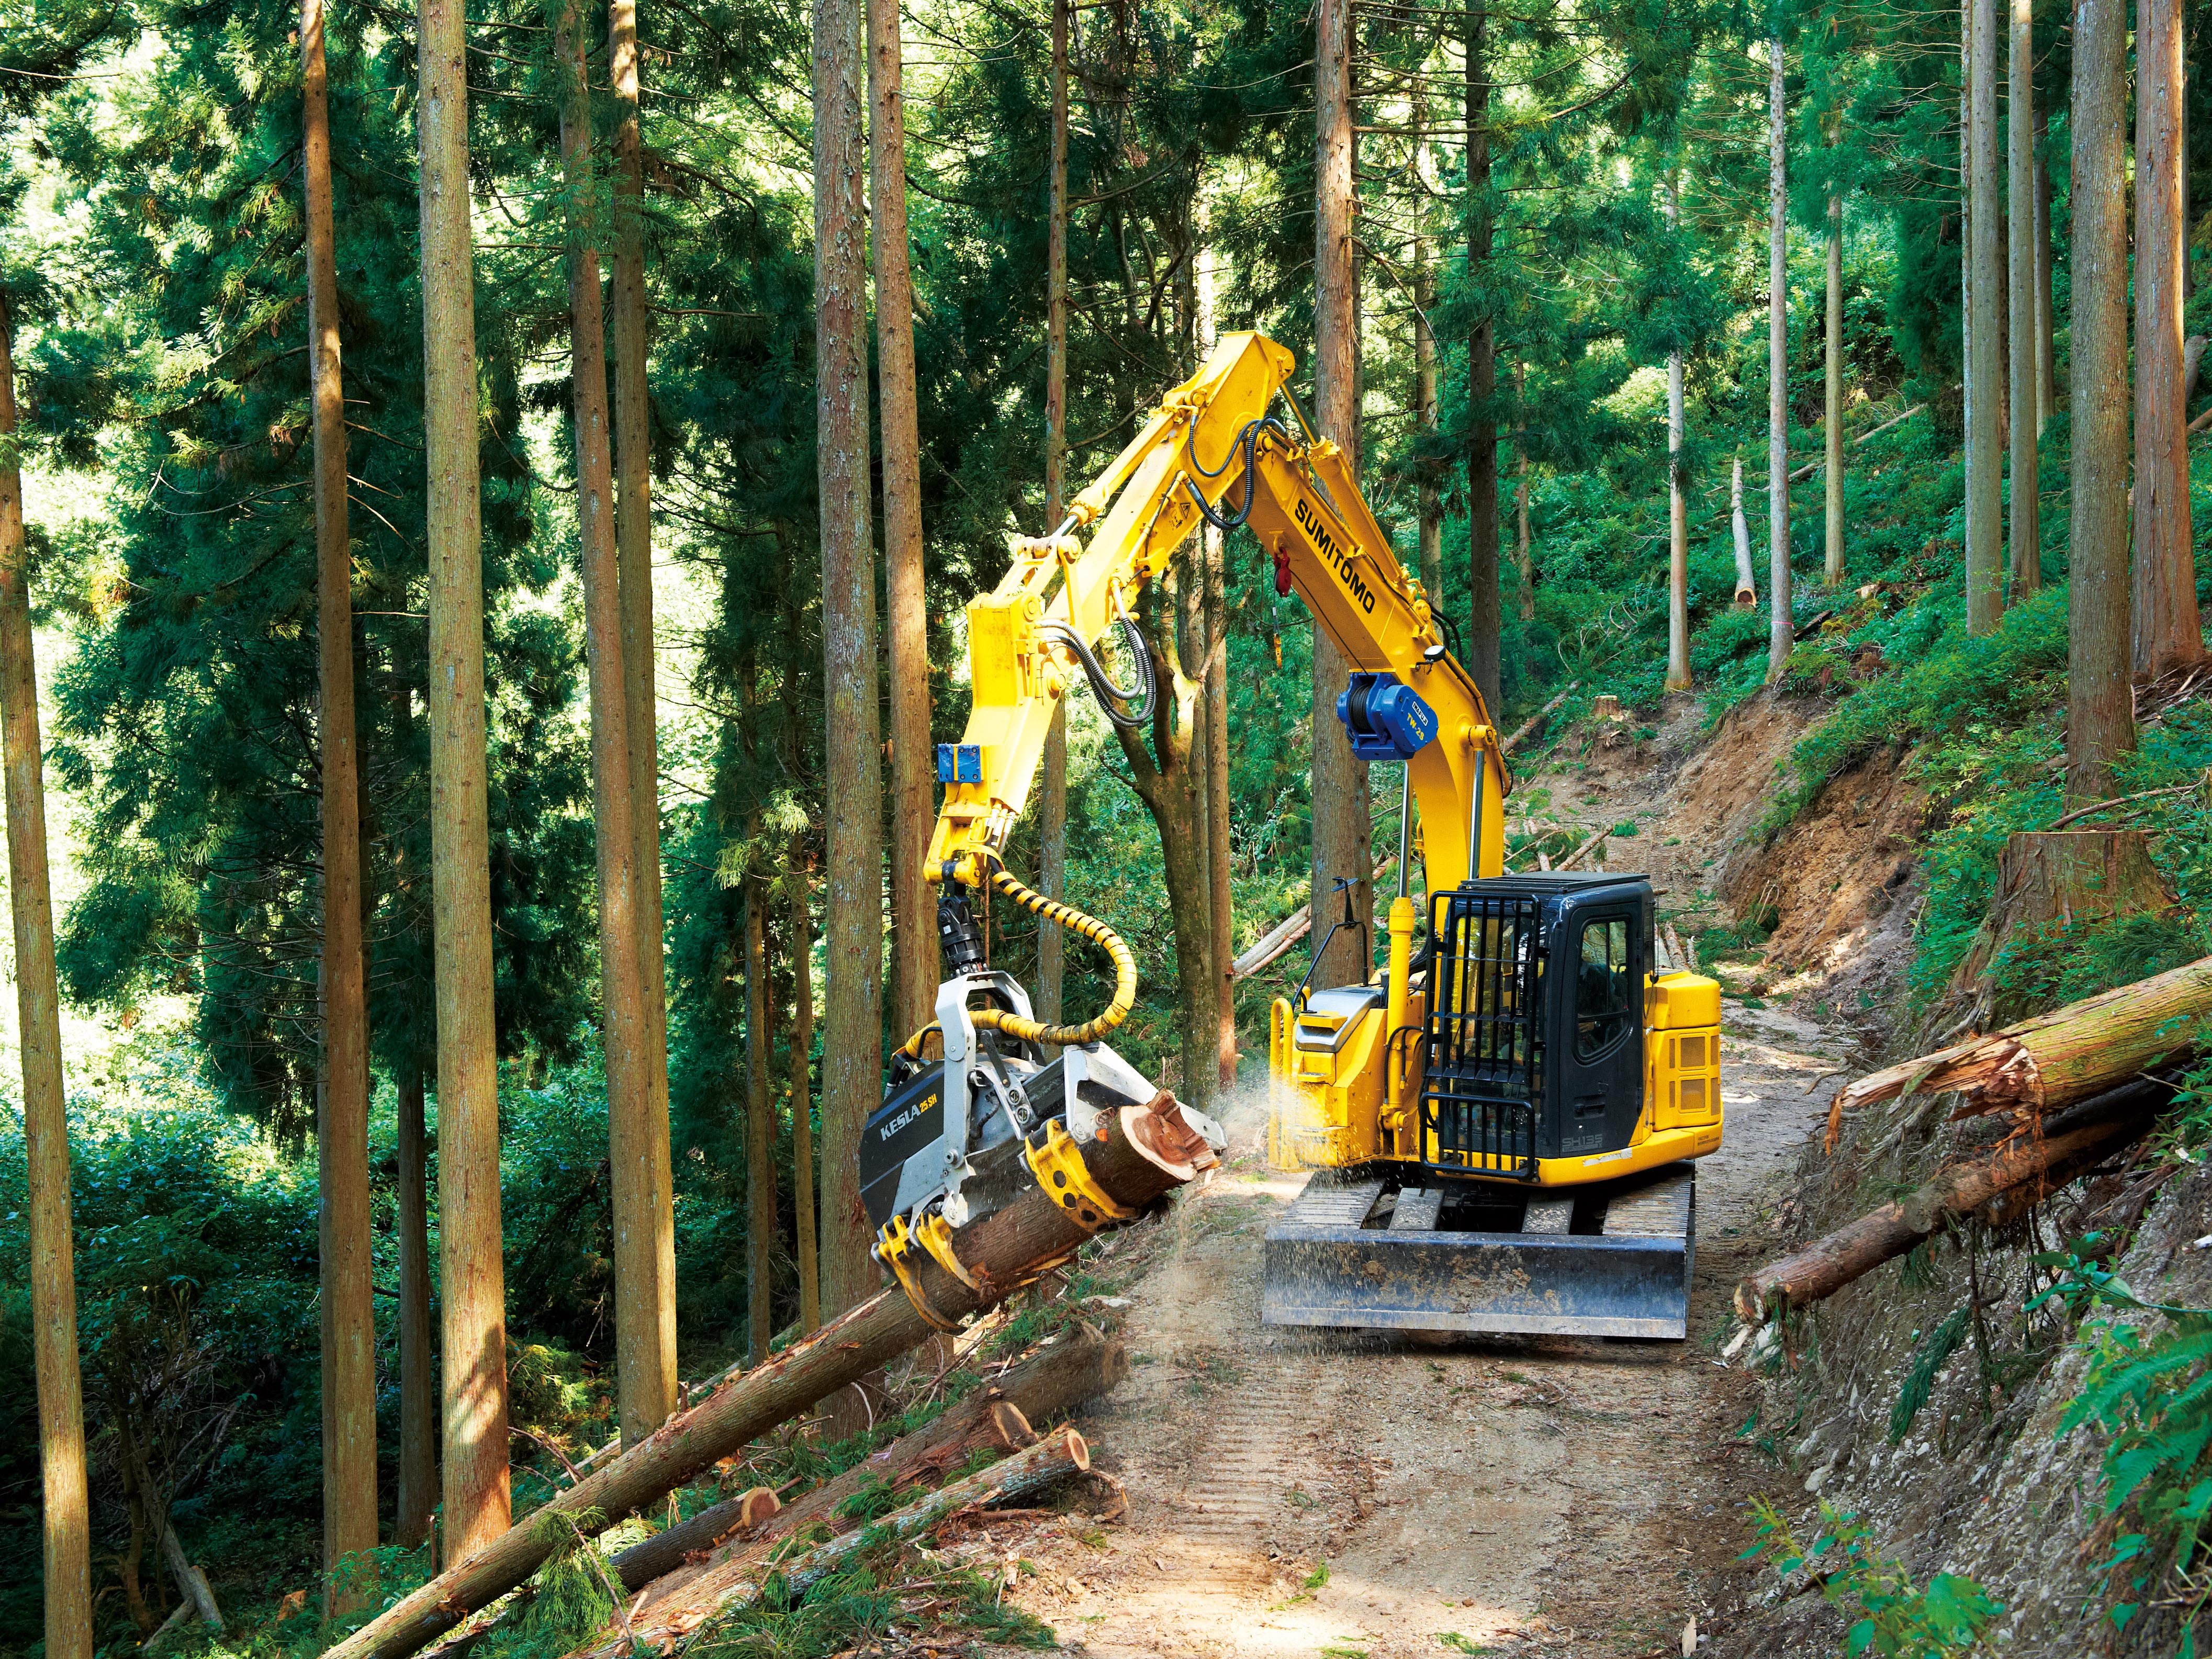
<box><xmin>1261</xmin><ymin>1163</ymin><xmax>1696</xmax><ymax>1340</ymax></box>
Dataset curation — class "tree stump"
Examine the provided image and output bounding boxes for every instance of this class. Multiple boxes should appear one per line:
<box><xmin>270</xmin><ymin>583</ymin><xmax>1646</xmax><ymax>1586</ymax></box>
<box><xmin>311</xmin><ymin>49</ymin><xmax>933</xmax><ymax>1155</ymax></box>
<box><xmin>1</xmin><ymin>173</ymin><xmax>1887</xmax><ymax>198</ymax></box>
<box><xmin>1941</xmin><ymin>830</ymin><xmax>2177</xmax><ymax>1027</ymax></box>
<box><xmin>1590</xmin><ymin>694</ymin><xmax>1624</xmax><ymax>721</ymax></box>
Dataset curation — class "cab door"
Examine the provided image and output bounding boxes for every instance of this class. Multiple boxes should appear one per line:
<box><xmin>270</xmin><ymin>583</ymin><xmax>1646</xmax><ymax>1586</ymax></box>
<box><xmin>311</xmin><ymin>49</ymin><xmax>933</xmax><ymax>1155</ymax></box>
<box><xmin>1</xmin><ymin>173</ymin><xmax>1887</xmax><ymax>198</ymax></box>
<box><xmin>1553</xmin><ymin>904</ymin><xmax>1644</xmax><ymax>1155</ymax></box>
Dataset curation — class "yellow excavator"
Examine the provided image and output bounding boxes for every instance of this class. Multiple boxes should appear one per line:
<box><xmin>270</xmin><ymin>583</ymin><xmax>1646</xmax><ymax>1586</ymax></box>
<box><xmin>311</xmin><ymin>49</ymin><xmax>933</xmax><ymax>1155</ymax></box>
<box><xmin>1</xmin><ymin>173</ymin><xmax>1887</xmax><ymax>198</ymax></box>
<box><xmin>859</xmin><ymin>331</ymin><xmax>1725</xmax><ymax>1339</ymax></box>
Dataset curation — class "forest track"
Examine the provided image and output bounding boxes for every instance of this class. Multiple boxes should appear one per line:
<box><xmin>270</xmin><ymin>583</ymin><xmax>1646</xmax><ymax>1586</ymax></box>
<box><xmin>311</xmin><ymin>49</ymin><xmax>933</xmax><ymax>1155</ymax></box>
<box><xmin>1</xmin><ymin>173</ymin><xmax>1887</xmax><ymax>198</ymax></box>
<box><xmin>1002</xmin><ymin>696</ymin><xmax>1874</xmax><ymax>1657</ymax></box>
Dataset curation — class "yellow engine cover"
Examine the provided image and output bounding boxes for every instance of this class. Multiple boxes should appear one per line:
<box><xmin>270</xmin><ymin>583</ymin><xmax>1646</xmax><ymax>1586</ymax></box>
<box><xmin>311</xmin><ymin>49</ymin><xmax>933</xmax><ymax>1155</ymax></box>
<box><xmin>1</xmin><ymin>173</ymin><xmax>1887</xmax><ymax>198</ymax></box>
<box><xmin>1645</xmin><ymin>971</ymin><xmax>1722</xmax><ymax>1134</ymax></box>
<box><xmin>1268</xmin><ymin>989</ymin><xmax>1389</xmax><ymax>1169</ymax></box>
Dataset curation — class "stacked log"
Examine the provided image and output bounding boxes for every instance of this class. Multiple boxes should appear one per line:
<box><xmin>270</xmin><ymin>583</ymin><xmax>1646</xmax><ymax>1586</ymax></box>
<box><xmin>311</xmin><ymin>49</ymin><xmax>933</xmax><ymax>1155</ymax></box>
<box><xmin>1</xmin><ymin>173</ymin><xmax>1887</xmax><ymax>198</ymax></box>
<box><xmin>571</xmin><ymin>1425</ymin><xmax>1094</xmax><ymax>1659</ymax></box>
<box><xmin>1737</xmin><ymin>1081</ymin><xmax>2167</xmax><ymax>1321</ymax></box>
<box><xmin>326</xmin><ymin>1095</ymin><xmax>1209</xmax><ymax>1659</ymax></box>
<box><xmin>611</xmin><ymin>1326</ymin><xmax>1124</xmax><ymax>1595</ymax></box>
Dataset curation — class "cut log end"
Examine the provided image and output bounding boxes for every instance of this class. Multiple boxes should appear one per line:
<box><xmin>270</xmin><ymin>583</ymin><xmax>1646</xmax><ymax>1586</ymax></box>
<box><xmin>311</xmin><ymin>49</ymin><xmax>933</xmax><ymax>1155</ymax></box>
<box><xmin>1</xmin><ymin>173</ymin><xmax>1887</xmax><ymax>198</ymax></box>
<box><xmin>1124</xmin><ymin>1092</ymin><xmax>1214</xmax><ymax>1177</ymax></box>
<box><xmin>733</xmin><ymin>1486</ymin><xmax>780</xmax><ymax>1529</ymax></box>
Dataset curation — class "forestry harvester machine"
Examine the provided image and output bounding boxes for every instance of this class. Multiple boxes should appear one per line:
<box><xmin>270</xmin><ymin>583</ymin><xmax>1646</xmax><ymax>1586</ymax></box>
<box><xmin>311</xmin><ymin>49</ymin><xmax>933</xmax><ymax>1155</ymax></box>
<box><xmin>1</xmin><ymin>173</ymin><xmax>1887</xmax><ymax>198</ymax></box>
<box><xmin>859</xmin><ymin>332</ymin><xmax>1726</xmax><ymax>1340</ymax></box>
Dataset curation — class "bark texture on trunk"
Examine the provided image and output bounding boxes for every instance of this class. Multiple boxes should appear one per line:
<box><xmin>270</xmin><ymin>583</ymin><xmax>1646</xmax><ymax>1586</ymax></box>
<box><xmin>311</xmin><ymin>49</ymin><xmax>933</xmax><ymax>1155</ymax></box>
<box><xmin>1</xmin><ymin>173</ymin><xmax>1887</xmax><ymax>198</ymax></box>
<box><xmin>604</xmin><ymin>0</ymin><xmax>676</xmax><ymax>1417</ymax></box>
<box><xmin>1740</xmin><ymin>1090</ymin><xmax>2159</xmax><ymax>1320</ymax></box>
<box><xmin>319</xmin><ymin>1095</ymin><xmax>1214</xmax><ymax>1659</ymax></box>
<box><xmin>1465</xmin><ymin>0</ymin><xmax>1500</xmax><ymax>713</ymax></box>
<box><xmin>2067</xmin><ymin>0</ymin><xmax>2136</xmax><ymax>802</ymax></box>
<box><xmin>1414</xmin><ymin>169</ymin><xmax>1442</xmax><ymax>612</ymax></box>
<box><xmin>394</xmin><ymin>1066</ymin><xmax>437</xmax><ymax>1550</ymax></box>
<box><xmin>1311</xmin><ymin>0</ymin><xmax>1372</xmax><ymax>992</ymax></box>
<box><xmin>1966</xmin><ymin>0</ymin><xmax>2003</xmax><ymax>632</ymax></box>
<box><xmin>1037</xmin><ymin>0</ymin><xmax>1070</xmax><ymax>1024</ymax></box>
<box><xmin>814</xmin><ymin>0</ymin><xmax>885</xmax><ymax>1333</ymax></box>
<box><xmin>1204</xmin><ymin>523</ymin><xmax>1234</xmax><ymax>1088</ymax></box>
<box><xmin>1823</xmin><ymin>192</ymin><xmax>1844</xmax><ymax>586</ymax></box>
<box><xmin>1193</xmin><ymin>198</ymin><xmax>1233</xmax><ymax>1089</ymax></box>
<box><xmin>0</xmin><ymin>293</ymin><xmax>93</xmax><ymax>1659</ymax></box>
<box><xmin>744</xmin><ymin>872</ymin><xmax>777</xmax><ymax>1365</ymax></box>
<box><xmin>2007</xmin><ymin>0</ymin><xmax>2040</xmax><ymax>601</ymax></box>
<box><xmin>1512</xmin><ymin>362</ymin><xmax>1531</xmax><ymax>622</ymax></box>
<box><xmin>557</xmin><ymin>0</ymin><xmax>668</xmax><ymax>1449</ymax></box>
<box><xmin>2034</xmin><ymin>108</ymin><xmax>2055</xmax><ymax>430</ymax></box>
<box><xmin>1766</xmin><ymin>41</ymin><xmax>1791</xmax><ymax>679</ymax></box>
<box><xmin>872</xmin><ymin>0</ymin><xmax>935</xmax><ymax>1038</ymax></box>
<box><xmin>2134</xmin><ymin>0</ymin><xmax>2203</xmax><ymax>679</ymax></box>
<box><xmin>1665</xmin><ymin>174</ymin><xmax>1689</xmax><ymax>688</ymax></box>
<box><xmin>1827</xmin><ymin>952</ymin><xmax>2212</xmax><ymax>1145</ymax></box>
<box><xmin>304</xmin><ymin>0</ymin><xmax>377</xmax><ymax>1600</ymax></box>
<box><xmin>417</xmin><ymin>0</ymin><xmax>510</xmax><ymax>1562</ymax></box>
<box><xmin>788</xmin><ymin>838</ymin><xmax>820</xmax><ymax>1333</ymax></box>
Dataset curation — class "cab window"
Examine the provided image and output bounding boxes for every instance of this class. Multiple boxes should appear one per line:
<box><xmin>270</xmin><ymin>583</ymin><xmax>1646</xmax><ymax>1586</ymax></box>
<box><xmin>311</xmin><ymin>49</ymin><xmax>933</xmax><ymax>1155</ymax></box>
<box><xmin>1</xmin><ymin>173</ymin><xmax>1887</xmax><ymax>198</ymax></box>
<box><xmin>1575</xmin><ymin>916</ymin><xmax>1632</xmax><ymax>1059</ymax></box>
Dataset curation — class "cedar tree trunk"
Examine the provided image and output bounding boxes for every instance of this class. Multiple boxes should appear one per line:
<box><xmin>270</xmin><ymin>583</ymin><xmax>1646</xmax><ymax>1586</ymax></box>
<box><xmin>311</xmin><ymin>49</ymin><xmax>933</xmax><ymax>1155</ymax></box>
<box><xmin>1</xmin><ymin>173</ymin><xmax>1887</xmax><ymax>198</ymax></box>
<box><xmin>1766</xmin><ymin>40</ymin><xmax>1791</xmax><ymax>679</ymax></box>
<box><xmin>303</xmin><ymin>0</ymin><xmax>377</xmax><ymax>1601</ymax></box>
<box><xmin>2133</xmin><ymin>0</ymin><xmax>2203</xmax><ymax>678</ymax></box>
<box><xmin>1966</xmin><ymin>0</ymin><xmax>2003</xmax><ymax>632</ymax></box>
<box><xmin>871</xmin><ymin>0</ymin><xmax>935</xmax><ymax>1038</ymax></box>
<box><xmin>605</xmin><ymin>0</ymin><xmax>676</xmax><ymax>1403</ymax></box>
<box><xmin>1823</xmin><ymin>192</ymin><xmax>1844</xmax><ymax>586</ymax></box>
<box><xmin>2007</xmin><ymin>0</ymin><xmax>2040</xmax><ymax>600</ymax></box>
<box><xmin>1</xmin><ymin>292</ymin><xmax>93</xmax><ymax>1659</ymax></box>
<box><xmin>417</xmin><ymin>0</ymin><xmax>511</xmax><ymax>1561</ymax></box>
<box><xmin>1311</xmin><ymin>0</ymin><xmax>1373</xmax><ymax>991</ymax></box>
<box><xmin>394</xmin><ymin>1064</ymin><xmax>437</xmax><ymax>1549</ymax></box>
<box><xmin>788</xmin><ymin>837</ymin><xmax>821</xmax><ymax>1333</ymax></box>
<box><xmin>814</xmin><ymin>0</ymin><xmax>885</xmax><ymax>1339</ymax></box>
<box><xmin>557</xmin><ymin>0</ymin><xmax>668</xmax><ymax>1447</ymax></box>
<box><xmin>2066</xmin><ymin>0</ymin><xmax>2136</xmax><ymax>802</ymax></box>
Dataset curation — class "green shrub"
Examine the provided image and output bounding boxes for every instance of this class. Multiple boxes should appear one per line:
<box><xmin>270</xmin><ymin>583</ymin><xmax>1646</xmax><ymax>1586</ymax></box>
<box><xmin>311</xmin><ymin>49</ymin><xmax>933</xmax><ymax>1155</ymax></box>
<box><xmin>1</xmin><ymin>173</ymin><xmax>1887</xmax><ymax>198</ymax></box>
<box><xmin>1744</xmin><ymin>1499</ymin><xmax>2002</xmax><ymax>1656</ymax></box>
<box><xmin>2034</xmin><ymin>1247</ymin><xmax>2212</xmax><ymax>1645</ymax></box>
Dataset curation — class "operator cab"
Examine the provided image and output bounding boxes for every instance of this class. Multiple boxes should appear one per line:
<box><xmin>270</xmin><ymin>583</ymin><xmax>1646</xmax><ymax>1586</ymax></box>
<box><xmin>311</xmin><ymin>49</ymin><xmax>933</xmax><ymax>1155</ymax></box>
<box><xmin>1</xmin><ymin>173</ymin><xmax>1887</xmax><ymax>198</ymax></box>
<box><xmin>1419</xmin><ymin>872</ymin><xmax>1654</xmax><ymax>1174</ymax></box>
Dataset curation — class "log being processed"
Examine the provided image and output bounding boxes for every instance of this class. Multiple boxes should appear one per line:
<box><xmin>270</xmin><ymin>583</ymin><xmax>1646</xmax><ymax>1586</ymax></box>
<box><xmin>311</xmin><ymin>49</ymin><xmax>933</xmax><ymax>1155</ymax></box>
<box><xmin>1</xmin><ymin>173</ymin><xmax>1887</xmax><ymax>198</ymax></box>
<box><xmin>322</xmin><ymin>1096</ymin><xmax>1212</xmax><ymax>1659</ymax></box>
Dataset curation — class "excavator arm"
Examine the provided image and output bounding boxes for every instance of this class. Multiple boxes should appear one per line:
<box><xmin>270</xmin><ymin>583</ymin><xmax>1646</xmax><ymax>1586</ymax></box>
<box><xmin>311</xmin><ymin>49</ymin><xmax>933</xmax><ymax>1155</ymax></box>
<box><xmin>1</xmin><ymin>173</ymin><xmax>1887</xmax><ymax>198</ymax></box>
<box><xmin>924</xmin><ymin>331</ymin><xmax>1507</xmax><ymax>913</ymax></box>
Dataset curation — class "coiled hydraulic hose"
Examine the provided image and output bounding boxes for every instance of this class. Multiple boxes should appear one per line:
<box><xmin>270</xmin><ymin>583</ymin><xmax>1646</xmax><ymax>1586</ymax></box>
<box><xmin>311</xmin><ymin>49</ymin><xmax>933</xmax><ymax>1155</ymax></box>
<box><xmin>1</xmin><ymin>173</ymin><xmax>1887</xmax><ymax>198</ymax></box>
<box><xmin>971</xmin><ymin>865</ymin><xmax>1137</xmax><ymax>1046</ymax></box>
<box><xmin>890</xmin><ymin>863</ymin><xmax>1138</xmax><ymax>1060</ymax></box>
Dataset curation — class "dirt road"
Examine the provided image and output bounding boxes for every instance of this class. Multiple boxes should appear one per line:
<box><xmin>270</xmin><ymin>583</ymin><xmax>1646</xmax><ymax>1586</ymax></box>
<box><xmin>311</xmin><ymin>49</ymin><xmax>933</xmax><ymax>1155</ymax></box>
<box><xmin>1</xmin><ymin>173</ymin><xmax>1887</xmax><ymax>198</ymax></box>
<box><xmin>1002</xmin><ymin>705</ymin><xmax>1862</xmax><ymax>1657</ymax></box>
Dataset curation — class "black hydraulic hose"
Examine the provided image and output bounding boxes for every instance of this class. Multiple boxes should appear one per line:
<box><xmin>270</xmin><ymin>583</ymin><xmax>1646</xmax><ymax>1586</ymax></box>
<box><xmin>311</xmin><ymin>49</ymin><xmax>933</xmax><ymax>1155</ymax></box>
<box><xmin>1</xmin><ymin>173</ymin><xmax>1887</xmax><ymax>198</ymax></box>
<box><xmin>1181</xmin><ymin>415</ymin><xmax>1291</xmax><ymax>534</ymax></box>
<box><xmin>1037</xmin><ymin>613</ymin><xmax>1156</xmax><ymax>731</ymax></box>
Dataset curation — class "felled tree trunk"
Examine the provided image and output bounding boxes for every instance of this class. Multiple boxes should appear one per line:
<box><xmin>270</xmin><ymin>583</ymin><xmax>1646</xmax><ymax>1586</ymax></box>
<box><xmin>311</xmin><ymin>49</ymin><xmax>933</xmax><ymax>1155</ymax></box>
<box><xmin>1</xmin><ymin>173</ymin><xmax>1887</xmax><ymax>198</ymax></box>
<box><xmin>1940</xmin><ymin>830</ymin><xmax>2176</xmax><ymax>1027</ymax></box>
<box><xmin>1831</xmin><ymin>948</ymin><xmax>2212</xmax><ymax>1151</ymax></box>
<box><xmin>323</xmin><ymin>1096</ymin><xmax>1211</xmax><ymax>1659</ymax></box>
<box><xmin>610</xmin><ymin>1328</ymin><xmax>1125</xmax><ymax>1594</ymax></box>
<box><xmin>1740</xmin><ymin>1080</ymin><xmax>2166</xmax><ymax>1321</ymax></box>
<box><xmin>574</xmin><ymin>1425</ymin><xmax>1093</xmax><ymax>1658</ymax></box>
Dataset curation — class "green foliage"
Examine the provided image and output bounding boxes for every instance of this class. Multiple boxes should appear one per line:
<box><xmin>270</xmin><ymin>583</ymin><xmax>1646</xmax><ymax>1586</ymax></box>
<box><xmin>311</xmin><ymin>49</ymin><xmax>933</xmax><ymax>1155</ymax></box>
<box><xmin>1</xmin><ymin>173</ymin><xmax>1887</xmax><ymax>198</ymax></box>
<box><xmin>1888</xmin><ymin>1307</ymin><xmax>1969</xmax><ymax>1444</ymax></box>
<box><xmin>2033</xmin><ymin>1250</ymin><xmax>2212</xmax><ymax>1642</ymax></box>
<box><xmin>1769</xmin><ymin>589</ymin><xmax>2071</xmax><ymax>835</ymax></box>
<box><xmin>1744</xmin><ymin>1499</ymin><xmax>2003</xmax><ymax>1656</ymax></box>
<box><xmin>479</xmin><ymin>1510</ymin><xmax>620</xmax><ymax>1659</ymax></box>
<box><xmin>690</xmin><ymin>1539</ymin><xmax>1056</xmax><ymax>1659</ymax></box>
